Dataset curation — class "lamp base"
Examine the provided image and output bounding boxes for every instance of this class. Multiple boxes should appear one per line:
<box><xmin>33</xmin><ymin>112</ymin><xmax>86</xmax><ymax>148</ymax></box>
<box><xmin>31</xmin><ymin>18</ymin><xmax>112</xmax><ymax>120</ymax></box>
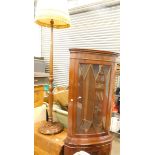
<box><xmin>39</xmin><ymin>121</ymin><xmax>64</xmax><ymax>135</ymax></box>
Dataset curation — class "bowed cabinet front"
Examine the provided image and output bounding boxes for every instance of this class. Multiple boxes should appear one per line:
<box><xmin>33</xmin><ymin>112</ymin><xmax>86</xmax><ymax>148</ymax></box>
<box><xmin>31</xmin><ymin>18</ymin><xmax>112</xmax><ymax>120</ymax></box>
<box><xmin>64</xmin><ymin>48</ymin><xmax>119</xmax><ymax>155</ymax></box>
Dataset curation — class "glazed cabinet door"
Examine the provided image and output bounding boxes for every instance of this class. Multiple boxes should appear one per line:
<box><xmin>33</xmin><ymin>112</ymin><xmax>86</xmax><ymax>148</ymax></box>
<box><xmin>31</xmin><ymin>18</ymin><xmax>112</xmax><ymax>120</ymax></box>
<box><xmin>75</xmin><ymin>63</ymin><xmax>112</xmax><ymax>134</ymax></box>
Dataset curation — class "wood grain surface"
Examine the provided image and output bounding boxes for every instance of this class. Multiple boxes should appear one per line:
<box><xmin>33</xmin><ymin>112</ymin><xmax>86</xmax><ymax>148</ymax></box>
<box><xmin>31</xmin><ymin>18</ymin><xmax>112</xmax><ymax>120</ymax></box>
<box><xmin>34</xmin><ymin>122</ymin><xmax>67</xmax><ymax>155</ymax></box>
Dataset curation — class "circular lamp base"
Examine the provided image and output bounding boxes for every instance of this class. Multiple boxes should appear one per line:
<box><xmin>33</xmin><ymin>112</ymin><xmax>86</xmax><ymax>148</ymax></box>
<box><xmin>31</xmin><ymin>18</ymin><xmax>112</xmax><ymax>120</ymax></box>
<box><xmin>39</xmin><ymin>121</ymin><xmax>64</xmax><ymax>135</ymax></box>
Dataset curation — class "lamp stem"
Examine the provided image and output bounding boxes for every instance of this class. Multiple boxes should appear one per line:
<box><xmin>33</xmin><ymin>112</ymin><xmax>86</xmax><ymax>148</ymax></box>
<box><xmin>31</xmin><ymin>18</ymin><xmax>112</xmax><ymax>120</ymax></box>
<box><xmin>48</xmin><ymin>20</ymin><xmax>54</xmax><ymax>123</ymax></box>
<box><xmin>38</xmin><ymin>20</ymin><xmax>63</xmax><ymax>135</ymax></box>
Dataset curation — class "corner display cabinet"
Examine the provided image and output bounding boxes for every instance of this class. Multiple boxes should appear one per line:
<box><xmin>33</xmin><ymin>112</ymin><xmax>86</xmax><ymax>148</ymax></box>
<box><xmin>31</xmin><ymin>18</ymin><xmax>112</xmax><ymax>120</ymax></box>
<box><xmin>64</xmin><ymin>49</ymin><xmax>119</xmax><ymax>155</ymax></box>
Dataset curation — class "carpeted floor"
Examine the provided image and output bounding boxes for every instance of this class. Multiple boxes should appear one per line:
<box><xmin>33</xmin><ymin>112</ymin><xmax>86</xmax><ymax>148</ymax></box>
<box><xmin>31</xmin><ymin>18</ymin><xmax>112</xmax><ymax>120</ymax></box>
<box><xmin>111</xmin><ymin>133</ymin><xmax>120</xmax><ymax>155</ymax></box>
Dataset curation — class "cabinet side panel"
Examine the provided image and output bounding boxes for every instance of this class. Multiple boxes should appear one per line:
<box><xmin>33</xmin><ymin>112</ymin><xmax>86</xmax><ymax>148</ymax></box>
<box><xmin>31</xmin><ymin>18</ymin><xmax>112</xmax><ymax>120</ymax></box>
<box><xmin>67</xmin><ymin>58</ymin><xmax>76</xmax><ymax>137</ymax></box>
<box><xmin>105</xmin><ymin>62</ymin><xmax>118</xmax><ymax>131</ymax></box>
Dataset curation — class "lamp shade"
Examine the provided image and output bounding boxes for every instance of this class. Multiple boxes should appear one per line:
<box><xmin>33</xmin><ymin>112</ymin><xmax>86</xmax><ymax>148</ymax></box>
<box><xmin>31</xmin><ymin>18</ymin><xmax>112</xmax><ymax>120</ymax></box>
<box><xmin>35</xmin><ymin>0</ymin><xmax>70</xmax><ymax>29</ymax></box>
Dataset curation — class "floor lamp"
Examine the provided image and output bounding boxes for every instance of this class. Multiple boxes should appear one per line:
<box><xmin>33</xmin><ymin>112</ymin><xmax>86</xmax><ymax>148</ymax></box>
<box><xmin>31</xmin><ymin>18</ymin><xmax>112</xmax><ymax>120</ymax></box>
<box><xmin>35</xmin><ymin>0</ymin><xmax>70</xmax><ymax>135</ymax></box>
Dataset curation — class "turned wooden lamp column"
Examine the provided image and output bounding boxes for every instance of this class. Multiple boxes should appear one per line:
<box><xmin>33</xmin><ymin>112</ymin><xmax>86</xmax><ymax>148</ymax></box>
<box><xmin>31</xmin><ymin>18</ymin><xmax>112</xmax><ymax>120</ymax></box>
<box><xmin>35</xmin><ymin>0</ymin><xmax>70</xmax><ymax>135</ymax></box>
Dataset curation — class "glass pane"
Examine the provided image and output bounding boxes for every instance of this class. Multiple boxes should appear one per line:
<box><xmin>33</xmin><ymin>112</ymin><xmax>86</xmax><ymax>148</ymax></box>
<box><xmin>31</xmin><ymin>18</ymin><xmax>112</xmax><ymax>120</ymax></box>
<box><xmin>76</xmin><ymin>64</ymin><xmax>111</xmax><ymax>134</ymax></box>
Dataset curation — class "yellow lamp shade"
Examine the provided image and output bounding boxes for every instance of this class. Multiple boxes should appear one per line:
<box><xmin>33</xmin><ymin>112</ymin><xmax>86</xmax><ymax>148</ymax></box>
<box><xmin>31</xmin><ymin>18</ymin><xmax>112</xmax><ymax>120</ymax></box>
<box><xmin>35</xmin><ymin>0</ymin><xmax>71</xmax><ymax>29</ymax></box>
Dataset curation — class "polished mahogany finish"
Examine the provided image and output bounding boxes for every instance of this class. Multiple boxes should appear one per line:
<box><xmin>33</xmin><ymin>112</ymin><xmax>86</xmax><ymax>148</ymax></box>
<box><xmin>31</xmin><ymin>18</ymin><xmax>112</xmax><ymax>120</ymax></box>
<box><xmin>64</xmin><ymin>48</ymin><xmax>119</xmax><ymax>155</ymax></box>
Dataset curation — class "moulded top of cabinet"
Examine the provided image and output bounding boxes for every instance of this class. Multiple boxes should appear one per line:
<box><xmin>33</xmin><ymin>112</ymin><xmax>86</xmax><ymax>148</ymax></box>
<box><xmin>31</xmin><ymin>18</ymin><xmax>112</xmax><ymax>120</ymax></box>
<box><xmin>69</xmin><ymin>48</ymin><xmax>120</xmax><ymax>56</ymax></box>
